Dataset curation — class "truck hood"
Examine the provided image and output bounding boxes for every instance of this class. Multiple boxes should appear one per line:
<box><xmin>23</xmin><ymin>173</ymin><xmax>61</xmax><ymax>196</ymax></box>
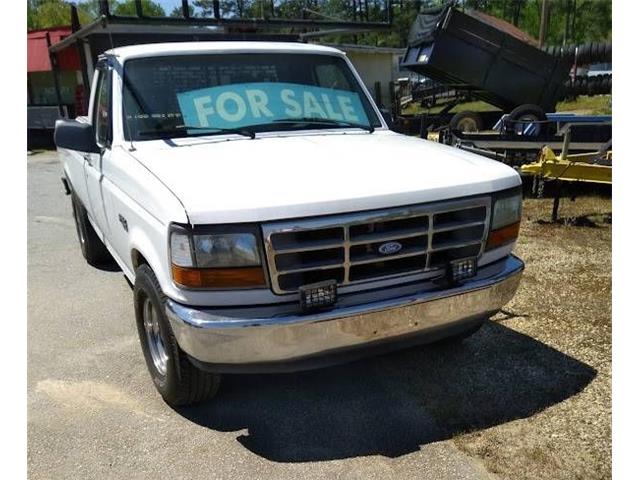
<box><xmin>129</xmin><ymin>131</ymin><xmax>521</xmax><ymax>225</ymax></box>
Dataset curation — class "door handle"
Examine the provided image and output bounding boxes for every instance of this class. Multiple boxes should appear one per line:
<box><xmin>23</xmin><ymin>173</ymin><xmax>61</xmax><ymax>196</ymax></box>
<box><xmin>83</xmin><ymin>154</ymin><xmax>93</xmax><ymax>167</ymax></box>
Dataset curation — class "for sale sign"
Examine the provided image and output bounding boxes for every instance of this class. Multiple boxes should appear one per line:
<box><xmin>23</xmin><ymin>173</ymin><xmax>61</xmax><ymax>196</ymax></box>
<box><xmin>177</xmin><ymin>82</ymin><xmax>369</xmax><ymax>129</ymax></box>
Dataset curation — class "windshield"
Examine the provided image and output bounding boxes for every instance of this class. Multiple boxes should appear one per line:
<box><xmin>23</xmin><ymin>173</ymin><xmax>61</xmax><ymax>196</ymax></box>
<box><xmin>122</xmin><ymin>53</ymin><xmax>382</xmax><ymax>141</ymax></box>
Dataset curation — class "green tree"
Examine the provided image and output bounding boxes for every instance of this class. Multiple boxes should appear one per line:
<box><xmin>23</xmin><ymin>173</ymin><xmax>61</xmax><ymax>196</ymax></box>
<box><xmin>321</xmin><ymin>1</ymin><xmax>426</xmax><ymax>47</ymax></box>
<box><xmin>111</xmin><ymin>0</ymin><xmax>165</xmax><ymax>16</ymax></box>
<box><xmin>170</xmin><ymin>4</ymin><xmax>195</xmax><ymax>17</ymax></box>
<box><xmin>457</xmin><ymin>0</ymin><xmax>611</xmax><ymax>46</ymax></box>
<box><xmin>28</xmin><ymin>0</ymin><xmax>71</xmax><ymax>28</ymax></box>
<box><xmin>27</xmin><ymin>2</ymin><xmax>38</xmax><ymax>29</ymax></box>
<box><xmin>28</xmin><ymin>0</ymin><xmax>611</xmax><ymax>47</ymax></box>
<box><xmin>189</xmin><ymin>0</ymin><xmax>250</xmax><ymax>18</ymax></box>
<box><xmin>74</xmin><ymin>0</ymin><xmax>102</xmax><ymax>19</ymax></box>
<box><xmin>28</xmin><ymin>0</ymin><xmax>92</xmax><ymax>29</ymax></box>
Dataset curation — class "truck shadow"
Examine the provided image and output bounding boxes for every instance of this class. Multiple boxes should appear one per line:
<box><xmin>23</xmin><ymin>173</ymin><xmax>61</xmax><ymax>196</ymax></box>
<box><xmin>176</xmin><ymin>321</ymin><xmax>595</xmax><ymax>463</ymax></box>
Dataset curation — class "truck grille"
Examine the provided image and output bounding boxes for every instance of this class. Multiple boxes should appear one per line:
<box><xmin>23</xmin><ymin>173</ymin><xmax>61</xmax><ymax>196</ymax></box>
<box><xmin>262</xmin><ymin>197</ymin><xmax>491</xmax><ymax>294</ymax></box>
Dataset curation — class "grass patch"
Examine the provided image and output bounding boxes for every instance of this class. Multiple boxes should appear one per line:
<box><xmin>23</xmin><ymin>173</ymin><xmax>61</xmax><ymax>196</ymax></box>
<box><xmin>554</xmin><ymin>95</ymin><xmax>611</xmax><ymax>115</ymax></box>
<box><xmin>402</xmin><ymin>95</ymin><xmax>612</xmax><ymax>116</ymax></box>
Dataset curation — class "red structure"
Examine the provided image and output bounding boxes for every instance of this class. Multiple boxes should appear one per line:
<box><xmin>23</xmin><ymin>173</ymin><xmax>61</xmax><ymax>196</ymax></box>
<box><xmin>27</xmin><ymin>27</ymin><xmax>80</xmax><ymax>73</ymax></box>
<box><xmin>28</xmin><ymin>27</ymin><xmax>84</xmax><ymax>145</ymax></box>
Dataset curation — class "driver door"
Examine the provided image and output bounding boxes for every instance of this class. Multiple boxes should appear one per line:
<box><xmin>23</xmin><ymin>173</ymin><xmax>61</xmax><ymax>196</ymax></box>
<box><xmin>84</xmin><ymin>63</ymin><xmax>112</xmax><ymax>238</ymax></box>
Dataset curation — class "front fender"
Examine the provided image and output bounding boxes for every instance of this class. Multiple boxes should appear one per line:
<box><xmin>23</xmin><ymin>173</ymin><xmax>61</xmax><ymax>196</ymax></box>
<box><xmin>127</xmin><ymin>223</ymin><xmax>171</xmax><ymax>293</ymax></box>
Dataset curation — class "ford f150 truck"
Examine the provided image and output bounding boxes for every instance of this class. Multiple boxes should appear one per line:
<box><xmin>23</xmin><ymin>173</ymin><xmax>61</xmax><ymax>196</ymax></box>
<box><xmin>54</xmin><ymin>41</ymin><xmax>524</xmax><ymax>406</ymax></box>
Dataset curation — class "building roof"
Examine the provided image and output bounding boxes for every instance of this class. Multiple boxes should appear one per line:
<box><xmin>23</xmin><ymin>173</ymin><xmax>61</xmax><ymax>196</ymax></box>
<box><xmin>103</xmin><ymin>41</ymin><xmax>345</xmax><ymax>62</ymax></box>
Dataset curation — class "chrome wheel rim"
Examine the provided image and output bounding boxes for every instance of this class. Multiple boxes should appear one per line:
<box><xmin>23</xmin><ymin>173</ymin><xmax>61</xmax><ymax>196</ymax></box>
<box><xmin>143</xmin><ymin>297</ymin><xmax>168</xmax><ymax>376</ymax></box>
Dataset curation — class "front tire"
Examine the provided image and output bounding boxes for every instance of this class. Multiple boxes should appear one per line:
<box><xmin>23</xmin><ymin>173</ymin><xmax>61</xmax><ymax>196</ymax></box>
<box><xmin>133</xmin><ymin>264</ymin><xmax>221</xmax><ymax>406</ymax></box>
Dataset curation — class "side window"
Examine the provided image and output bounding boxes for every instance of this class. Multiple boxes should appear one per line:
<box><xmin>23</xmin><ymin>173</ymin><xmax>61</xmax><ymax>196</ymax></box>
<box><xmin>93</xmin><ymin>68</ymin><xmax>111</xmax><ymax>147</ymax></box>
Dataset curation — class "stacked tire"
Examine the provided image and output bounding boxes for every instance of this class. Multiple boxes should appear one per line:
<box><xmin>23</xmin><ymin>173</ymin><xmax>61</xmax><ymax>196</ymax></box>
<box><xmin>576</xmin><ymin>42</ymin><xmax>612</xmax><ymax>65</ymax></box>
<box><xmin>565</xmin><ymin>74</ymin><xmax>612</xmax><ymax>96</ymax></box>
<box><xmin>544</xmin><ymin>42</ymin><xmax>612</xmax><ymax>65</ymax></box>
<box><xmin>543</xmin><ymin>44</ymin><xmax>576</xmax><ymax>61</ymax></box>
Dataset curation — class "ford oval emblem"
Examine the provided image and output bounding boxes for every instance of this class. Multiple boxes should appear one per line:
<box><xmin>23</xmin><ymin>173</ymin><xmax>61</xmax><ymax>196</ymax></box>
<box><xmin>378</xmin><ymin>241</ymin><xmax>402</xmax><ymax>255</ymax></box>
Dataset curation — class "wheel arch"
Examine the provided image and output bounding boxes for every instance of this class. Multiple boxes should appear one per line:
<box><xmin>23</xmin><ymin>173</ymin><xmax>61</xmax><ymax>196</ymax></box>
<box><xmin>127</xmin><ymin>224</ymin><xmax>169</xmax><ymax>293</ymax></box>
<box><xmin>131</xmin><ymin>248</ymin><xmax>150</xmax><ymax>269</ymax></box>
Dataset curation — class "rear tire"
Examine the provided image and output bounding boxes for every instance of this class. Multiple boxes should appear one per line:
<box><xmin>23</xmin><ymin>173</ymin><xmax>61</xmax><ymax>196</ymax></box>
<box><xmin>134</xmin><ymin>264</ymin><xmax>221</xmax><ymax>407</ymax></box>
<box><xmin>71</xmin><ymin>193</ymin><xmax>112</xmax><ymax>266</ymax></box>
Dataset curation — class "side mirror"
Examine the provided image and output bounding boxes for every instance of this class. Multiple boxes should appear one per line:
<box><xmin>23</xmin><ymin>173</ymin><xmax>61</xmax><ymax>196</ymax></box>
<box><xmin>379</xmin><ymin>108</ymin><xmax>394</xmax><ymax>130</ymax></box>
<box><xmin>54</xmin><ymin>119</ymin><xmax>100</xmax><ymax>153</ymax></box>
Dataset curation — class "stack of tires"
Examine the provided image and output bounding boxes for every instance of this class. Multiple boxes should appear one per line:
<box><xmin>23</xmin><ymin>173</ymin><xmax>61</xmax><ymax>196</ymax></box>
<box><xmin>544</xmin><ymin>41</ymin><xmax>612</xmax><ymax>98</ymax></box>
<box><xmin>543</xmin><ymin>42</ymin><xmax>612</xmax><ymax>65</ymax></box>
<box><xmin>565</xmin><ymin>75</ymin><xmax>612</xmax><ymax>96</ymax></box>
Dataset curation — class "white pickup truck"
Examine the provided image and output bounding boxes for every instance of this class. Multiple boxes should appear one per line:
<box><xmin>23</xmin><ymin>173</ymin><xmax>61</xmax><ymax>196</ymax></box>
<box><xmin>55</xmin><ymin>41</ymin><xmax>524</xmax><ymax>406</ymax></box>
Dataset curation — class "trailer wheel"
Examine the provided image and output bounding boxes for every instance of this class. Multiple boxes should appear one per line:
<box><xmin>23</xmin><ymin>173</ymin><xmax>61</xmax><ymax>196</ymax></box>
<box><xmin>449</xmin><ymin>111</ymin><xmax>484</xmax><ymax>132</ymax></box>
<box><xmin>507</xmin><ymin>104</ymin><xmax>548</xmax><ymax>136</ymax></box>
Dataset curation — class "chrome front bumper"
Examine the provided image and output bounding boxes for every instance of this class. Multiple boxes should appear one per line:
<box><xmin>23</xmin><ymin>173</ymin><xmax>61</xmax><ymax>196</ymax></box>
<box><xmin>166</xmin><ymin>255</ymin><xmax>524</xmax><ymax>372</ymax></box>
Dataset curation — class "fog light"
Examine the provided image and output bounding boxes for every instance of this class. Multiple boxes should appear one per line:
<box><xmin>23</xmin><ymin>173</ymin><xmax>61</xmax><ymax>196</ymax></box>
<box><xmin>448</xmin><ymin>257</ymin><xmax>478</xmax><ymax>283</ymax></box>
<box><xmin>299</xmin><ymin>281</ymin><xmax>337</xmax><ymax>312</ymax></box>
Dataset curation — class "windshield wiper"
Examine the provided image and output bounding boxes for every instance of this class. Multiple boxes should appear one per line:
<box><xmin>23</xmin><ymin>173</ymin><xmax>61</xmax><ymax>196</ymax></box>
<box><xmin>138</xmin><ymin>124</ymin><xmax>256</xmax><ymax>139</ymax></box>
<box><xmin>270</xmin><ymin>117</ymin><xmax>374</xmax><ymax>133</ymax></box>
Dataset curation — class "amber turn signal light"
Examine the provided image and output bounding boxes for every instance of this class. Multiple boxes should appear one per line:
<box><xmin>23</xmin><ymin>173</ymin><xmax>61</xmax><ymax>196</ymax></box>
<box><xmin>486</xmin><ymin>222</ymin><xmax>520</xmax><ymax>250</ymax></box>
<box><xmin>171</xmin><ymin>265</ymin><xmax>266</xmax><ymax>289</ymax></box>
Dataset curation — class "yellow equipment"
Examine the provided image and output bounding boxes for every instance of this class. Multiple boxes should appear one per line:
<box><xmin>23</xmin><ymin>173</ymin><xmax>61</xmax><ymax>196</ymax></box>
<box><xmin>520</xmin><ymin>145</ymin><xmax>611</xmax><ymax>185</ymax></box>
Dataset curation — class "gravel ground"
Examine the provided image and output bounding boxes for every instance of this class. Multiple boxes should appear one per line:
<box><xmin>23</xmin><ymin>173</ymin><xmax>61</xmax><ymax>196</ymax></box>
<box><xmin>28</xmin><ymin>151</ymin><xmax>611</xmax><ymax>479</ymax></box>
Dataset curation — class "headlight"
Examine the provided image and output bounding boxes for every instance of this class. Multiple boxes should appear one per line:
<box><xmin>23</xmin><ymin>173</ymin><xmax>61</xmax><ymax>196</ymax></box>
<box><xmin>486</xmin><ymin>191</ymin><xmax>522</xmax><ymax>251</ymax></box>
<box><xmin>491</xmin><ymin>194</ymin><xmax>522</xmax><ymax>230</ymax></box>
<box><xmin>169</xmin><ymin>227</ymin><xmax>265</xmax><ymax>289</ymax></box>
<box><xmin>193</xmin><ymin>233</ymin><xmax>260</xmax><ymax>267</ymax></box>
<box><xmin>170</xmin><ymin>231</ymin><xmax>194</xmax><ymax>267</ymax></box>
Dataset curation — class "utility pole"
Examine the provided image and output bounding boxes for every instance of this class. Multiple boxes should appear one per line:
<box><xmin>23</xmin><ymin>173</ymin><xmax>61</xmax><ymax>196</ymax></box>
<box><xmin>538</xmin><ymin>0</ymin><xmax>550</xmax><ymax>48</ymax></box>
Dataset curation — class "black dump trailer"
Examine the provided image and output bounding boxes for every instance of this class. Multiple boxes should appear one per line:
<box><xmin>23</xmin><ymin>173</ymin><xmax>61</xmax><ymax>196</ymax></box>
<box><xmin>400</xmin><ymin>4</ymin><xmax>571</xmax><ymax>113</ymax></box>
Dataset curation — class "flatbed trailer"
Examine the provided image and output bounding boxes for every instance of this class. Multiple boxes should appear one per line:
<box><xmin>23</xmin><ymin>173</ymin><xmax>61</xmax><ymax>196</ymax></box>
<box><xmin>395</xmin><ymin>108</ymin><xmax>504</xmax><ymax>137</ymax></box>
<box><xmin>430</xmin><ymin>114</ymin><xmax>611</xmax><ymax>168</ymax></box>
